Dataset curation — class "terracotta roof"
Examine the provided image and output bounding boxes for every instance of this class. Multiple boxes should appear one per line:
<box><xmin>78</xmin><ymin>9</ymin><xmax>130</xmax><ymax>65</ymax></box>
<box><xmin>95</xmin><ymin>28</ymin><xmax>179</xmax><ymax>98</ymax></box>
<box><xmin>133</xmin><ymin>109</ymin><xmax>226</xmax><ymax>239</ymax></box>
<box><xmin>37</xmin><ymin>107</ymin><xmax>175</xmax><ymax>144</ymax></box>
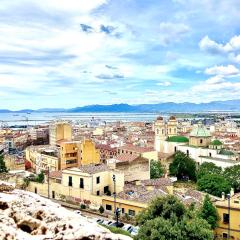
<box><xmin>78</xmin><ymin>164</ymin><xmax>109</xmax><ymax>174</ymax></box>
<box><xmin>116</xmin><ymin>154</ymin><xmax>139</xmax><ymax>162</ymax></box>
<box><xmin>49</xmin><ymin>171</ymin><xmax>62</xmax><ymax>179</ymax></box>
<box><xmin>140</xmin><ymin>178</ymin><xmax>173</xmax><ymax>187</ymax></box>
<box><xmin>96</xmin><ymin>144</ymin><xmax>117</xmax><ymax>151</ymax></box>
<box><xmin>118</xmin><ymin>144</ymin><xmax>154</xmax><ymax>153</ymax></box>
<box><xmin>117</xmin><ymin>184</ymin><xmax>167</xmax><ymax>203</ymax></box>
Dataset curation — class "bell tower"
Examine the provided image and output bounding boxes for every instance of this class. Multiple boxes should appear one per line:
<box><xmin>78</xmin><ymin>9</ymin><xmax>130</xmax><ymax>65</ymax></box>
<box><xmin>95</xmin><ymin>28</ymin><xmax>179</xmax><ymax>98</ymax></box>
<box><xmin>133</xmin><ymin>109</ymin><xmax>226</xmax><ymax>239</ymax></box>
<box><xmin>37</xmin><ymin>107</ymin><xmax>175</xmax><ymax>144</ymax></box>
<box><xmin>167</xmin><ymin>116</ymin><xmax>177</xmax><ymax>137</ymax></box>
<box><xmin>154</xmin><ymin>116</ymin><xmax>166</xmax><ymax>151</ymax></box>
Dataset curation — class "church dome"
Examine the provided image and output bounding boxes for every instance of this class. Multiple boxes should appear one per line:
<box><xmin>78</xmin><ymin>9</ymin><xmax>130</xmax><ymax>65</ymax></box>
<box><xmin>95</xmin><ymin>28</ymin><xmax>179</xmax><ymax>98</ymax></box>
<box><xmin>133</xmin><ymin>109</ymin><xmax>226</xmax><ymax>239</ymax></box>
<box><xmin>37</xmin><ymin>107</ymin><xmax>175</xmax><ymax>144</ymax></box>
<box><xmin>210</xmin><ymin>139</ymin><xmax>223</xmax><ymax>146</ymax></box>
<box><xmin>190</xmin><ymin>125</ymin><xmax>211</xmax><ymax>137</ymax></box>
<box><xmin>167</xmin><ymin>136</ymin><xmax>189</xmax><ymax>143</ymax></box>
<box><xmin>169</xmin><ymin>116</ymin><xmax>176</xmax><ymax>120</ymax></box>
<box><xmin>157</xmin><ymin>116</ymin><xmax>163</xmax><ymax>121</ymax></box>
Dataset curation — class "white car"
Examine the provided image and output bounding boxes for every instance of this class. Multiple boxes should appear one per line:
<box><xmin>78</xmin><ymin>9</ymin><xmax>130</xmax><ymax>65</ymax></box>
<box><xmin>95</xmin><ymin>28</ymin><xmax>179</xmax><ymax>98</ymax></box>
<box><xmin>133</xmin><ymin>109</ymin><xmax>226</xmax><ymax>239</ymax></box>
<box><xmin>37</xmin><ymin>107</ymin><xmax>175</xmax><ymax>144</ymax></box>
<box><xmin>74</xmin><ymin>210</ymin><xmax>81</xmax><ymax>215</ymax></box>
<box><xmin>122</xmin><ymin>224</ymin><xmax>133</xmax><ymax>232</ymax></box>
<box><xmin>130</xmin><ymin>226</ymin><xmax>139</xmax><ymax>236</ymax></box>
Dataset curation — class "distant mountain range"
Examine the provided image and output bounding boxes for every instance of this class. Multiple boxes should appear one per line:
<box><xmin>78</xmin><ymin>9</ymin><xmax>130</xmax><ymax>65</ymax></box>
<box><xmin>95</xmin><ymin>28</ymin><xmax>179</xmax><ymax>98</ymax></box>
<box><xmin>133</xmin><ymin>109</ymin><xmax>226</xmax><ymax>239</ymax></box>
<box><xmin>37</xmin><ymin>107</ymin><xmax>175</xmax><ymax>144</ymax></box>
<box><xmin>1</xmin><ymin>100</ymin><xmax>240</xmax><ymax>113</ymax></box>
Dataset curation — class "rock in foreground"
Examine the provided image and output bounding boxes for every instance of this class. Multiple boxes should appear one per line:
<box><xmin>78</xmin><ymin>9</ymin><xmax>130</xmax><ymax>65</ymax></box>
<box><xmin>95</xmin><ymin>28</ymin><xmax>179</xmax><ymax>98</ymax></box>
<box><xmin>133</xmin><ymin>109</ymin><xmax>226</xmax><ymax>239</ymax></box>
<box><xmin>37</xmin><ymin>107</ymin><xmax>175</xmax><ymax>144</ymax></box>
<box><xmin>0</xmin><ymin>185</ymin><xmax>131</xmax><ymax>240</ymax></box>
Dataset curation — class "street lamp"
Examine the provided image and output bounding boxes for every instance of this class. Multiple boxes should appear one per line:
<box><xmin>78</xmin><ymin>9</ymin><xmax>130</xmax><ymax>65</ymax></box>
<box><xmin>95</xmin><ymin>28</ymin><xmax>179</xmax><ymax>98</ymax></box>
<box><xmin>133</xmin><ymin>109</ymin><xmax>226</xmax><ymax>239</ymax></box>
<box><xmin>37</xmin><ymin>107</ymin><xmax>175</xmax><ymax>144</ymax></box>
<box><xmin>112</xmin><ymin>174</ymin><xmax>119</xmax><ymax>226</ymax></box>
<box><xmin>227</xmin><ymin>193</ymin><xmax>231</xmax><ymax>240</ymax></box>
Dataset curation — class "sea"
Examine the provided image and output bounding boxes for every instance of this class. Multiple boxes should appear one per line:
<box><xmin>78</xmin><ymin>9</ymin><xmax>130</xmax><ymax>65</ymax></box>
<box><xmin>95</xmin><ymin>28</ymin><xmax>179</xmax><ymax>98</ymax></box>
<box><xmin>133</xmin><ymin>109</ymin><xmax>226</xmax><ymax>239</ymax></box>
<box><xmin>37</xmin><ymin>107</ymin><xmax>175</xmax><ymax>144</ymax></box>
<box><xmin>0</xmin><ymin>112</ymin><xmax>166</xmax><ymax>127</ymax></box>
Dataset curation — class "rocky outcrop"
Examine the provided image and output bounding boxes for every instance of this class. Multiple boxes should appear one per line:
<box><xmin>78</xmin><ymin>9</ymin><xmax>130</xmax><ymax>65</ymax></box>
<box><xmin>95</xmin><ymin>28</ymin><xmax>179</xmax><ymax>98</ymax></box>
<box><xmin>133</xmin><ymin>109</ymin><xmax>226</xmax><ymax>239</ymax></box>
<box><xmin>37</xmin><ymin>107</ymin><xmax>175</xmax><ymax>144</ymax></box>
<box><xmin>0</xmin><ymin>182</ymin><xmax>131</xmax><ymax>240</ymax></box>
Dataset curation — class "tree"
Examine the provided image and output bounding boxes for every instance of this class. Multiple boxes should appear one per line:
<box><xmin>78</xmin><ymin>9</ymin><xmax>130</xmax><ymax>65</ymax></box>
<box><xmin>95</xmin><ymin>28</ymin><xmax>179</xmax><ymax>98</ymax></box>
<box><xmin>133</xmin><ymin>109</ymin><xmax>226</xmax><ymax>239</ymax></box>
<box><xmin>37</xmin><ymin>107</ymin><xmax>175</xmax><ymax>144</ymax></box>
<box><xmin>136</xmin><ymin>195</ymin><xmax>186</xmax><ymax>225</ymax></box>
<box><xmin>99</xmin><ymin>205</ymin><xmax>104</xmax><ymax>214</ymax></box>
<box><xmin>199</xmin><ymin>194</ymin><xmax>219</xmax><ymax>229</ymax></box>
<box><xmin>35</xmin><ymin>171</ymin><xmax>45</xmax><ymax>183</ymax></box>
<box><xmin>150</xmin><ymin>159</ymin><xmax>164</xmax><ymax>179</ymax></box>
<box><xmin>197</xmin><ymin>162</ymin><xmax>222</xmax><ymax>180</ymax></box>
<box><xmin>135</xmin><ymin>195</ymin><xmax>214</xmax><ymax>240</ymax></box>
<box><xmin>223</xmin><ymin>165</ymin><xmax>240</xmax><ymax>191</ymax></box>
<box><xmin>0</xmin><ymin>154</ymin><xmax>8</xmax><ymax>173</ymax></box>
<box><xmin>197</xmin><ymin>174</ymin><xmax>231</xmax><ymax>197</ymax></box>
<box><xmin>169</xmin><ymin>151</ymin><xmax>196</xmax><ymax>181</ymax></box>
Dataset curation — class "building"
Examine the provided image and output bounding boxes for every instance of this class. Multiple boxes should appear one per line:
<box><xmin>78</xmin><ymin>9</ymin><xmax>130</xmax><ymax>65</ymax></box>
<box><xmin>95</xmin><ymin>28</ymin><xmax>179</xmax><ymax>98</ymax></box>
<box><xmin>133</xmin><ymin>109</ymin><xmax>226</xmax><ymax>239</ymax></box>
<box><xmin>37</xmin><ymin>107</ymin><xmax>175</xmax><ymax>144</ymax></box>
<box><xmin>154</xmin><ymin>117</ymin><xmax>240</xmax><ymax>169</ymax></box>
<box><xmin>154</xmin><ymin>116</ymin><xmax>178</xmax><ymax>152</ymax></box>
<box><xmin>26</xmin><ymin>163</ymin><xmax>124</xmax><ymax>210</ymax></box>
<box><xmin>117</xmin><ymin>144</ymin><xmax>158</xmax><ymax>161</ymax></box>
<box><xmin>215</xmin><ymin>192</ymin><xmax>240</xmax><ymax>240</ymax></box>
<box><xmin>80</xmin><ymin>139</ymin><xmax>100</xmax><ymax>165</ymax></box>
<box><xmin>25</xmin><ymin>139</ymin><xmax>100</xmax><ymax>173</ymax></box>
<box><xmin>107</xmin><ymin>154</ymin><xmax>150</xmax><ymax>182</ymax></box>
<box><xmin>49</xmin><ymin>122</ymin><xmax>72</xmax><ymax>145</ymax></box>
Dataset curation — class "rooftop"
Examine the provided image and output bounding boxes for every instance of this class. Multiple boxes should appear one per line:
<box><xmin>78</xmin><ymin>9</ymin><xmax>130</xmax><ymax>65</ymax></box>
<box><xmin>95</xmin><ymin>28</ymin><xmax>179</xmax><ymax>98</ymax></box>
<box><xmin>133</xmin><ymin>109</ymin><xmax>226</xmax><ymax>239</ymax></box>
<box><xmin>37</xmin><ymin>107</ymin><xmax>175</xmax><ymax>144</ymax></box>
<box><xmin>190</xmin><ymin>125</ymin><xmax>211</xmax><ymax>138</ymax></box>
<box><xmin>68</xmin><ymin>164</ymin><xmax>110</xmax><ymax>175</ymax></box>
<box><xmin>210</xmin><ymin>139</ymin><xmax>223</xmax><ymax>146</ymax></box>
<box><xmin>167</xmin><ymin>136</ymin><xmax>189</xmax><ymax>143</ymax></box>
<box><xmin>118</xmin><ymin>144</ymin><xmax>154</xmax><ymax>153</ymax></box>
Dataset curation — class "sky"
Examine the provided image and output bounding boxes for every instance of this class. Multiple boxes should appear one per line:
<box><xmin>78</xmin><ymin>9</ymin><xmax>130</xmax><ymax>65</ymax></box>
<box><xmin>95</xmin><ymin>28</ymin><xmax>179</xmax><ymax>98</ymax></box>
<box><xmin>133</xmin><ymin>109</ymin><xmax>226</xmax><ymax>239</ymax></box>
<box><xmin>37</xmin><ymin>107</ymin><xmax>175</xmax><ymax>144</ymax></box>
<box><xmin>0</xmin><ymin>0</ymin><xmax>240</xmax><ymax>110</ymax></box>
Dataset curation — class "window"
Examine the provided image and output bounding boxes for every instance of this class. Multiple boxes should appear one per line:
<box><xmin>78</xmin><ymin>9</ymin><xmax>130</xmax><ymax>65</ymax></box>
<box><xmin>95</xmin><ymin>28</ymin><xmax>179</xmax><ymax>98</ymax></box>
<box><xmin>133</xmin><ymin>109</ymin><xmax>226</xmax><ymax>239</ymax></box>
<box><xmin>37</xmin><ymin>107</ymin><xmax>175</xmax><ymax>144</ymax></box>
<box><xmin>96</xmin><ymin>176</ymin><xmax>100</xmax><ymax>184</ymax></box>
<box><xmin>106</xmin><ymin>204</ymin><xmax>112</xmax><ymax>211</ymax></box>
<box><xmin>128</xmin><ymin>209</ymin><xmax>135</xmax><ymax>216</ymax></box>
<box><xmin>209</xmin><ymin>153</ymin><xmax>212</xmax><ymax>157</ymax></box>
<box><xmin>80</xmin><ymin>178</ymin><xmax>84</xmax><ymax>189</ymax></box>
<box><xmin>122</xmin><ymin>208</ymin><xmax>125</xmax><ymax>214</ymax></box>
<box><xmin>104</xmin><ymin>186</ymin><xmax>109</xmax><ymax>194</ymax></box>
<box><xmin>52</xmin><ymin>191</ymin><xmax>55</xmax><ymax>199</ymax></box>
<box><xmin>222</xmin><ymin>233</ymin><xmax>228</xmax><ymax>239</ymax></box>
<box><xmin>223</xmin><ymin>213</ymin><xmax>229</xmax><ymax>224</ymax></box>
<box><xmin>97</xmin><ymin>190</ymin><xmax>100</xmax><ymax>196</ymax></box>
<box><xmin>34</xmin><ymin>187</ymin><xmax>37</xmax><ymax>194</ymax></box>
<box><xmin>174</xmin><ymin>146</ymin><xmax>177</xmax><ymax>153</ymax></box>
<box><xmin>200</xmin><ymin>139</ymin><xmax>203</xmax><ymax>144</ymax></box>
<box><xmin>68</xmin><ymin>176</ymin><xmax>73</xmax><ymax>187</ymax></box>
<box><xmin>186</xmin><ymin>150</ymin><xmax>189</xmax><ymax>156</ymax></box>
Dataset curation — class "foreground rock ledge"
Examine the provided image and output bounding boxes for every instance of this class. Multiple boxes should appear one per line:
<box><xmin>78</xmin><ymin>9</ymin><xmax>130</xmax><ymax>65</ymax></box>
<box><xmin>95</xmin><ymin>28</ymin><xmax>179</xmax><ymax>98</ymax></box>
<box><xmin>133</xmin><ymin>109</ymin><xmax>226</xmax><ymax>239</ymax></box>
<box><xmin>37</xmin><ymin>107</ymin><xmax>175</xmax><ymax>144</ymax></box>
<box><xmin>0</xmin><ymin>185</ymin><xmax>131</xmax><ymax>240</ymax></box>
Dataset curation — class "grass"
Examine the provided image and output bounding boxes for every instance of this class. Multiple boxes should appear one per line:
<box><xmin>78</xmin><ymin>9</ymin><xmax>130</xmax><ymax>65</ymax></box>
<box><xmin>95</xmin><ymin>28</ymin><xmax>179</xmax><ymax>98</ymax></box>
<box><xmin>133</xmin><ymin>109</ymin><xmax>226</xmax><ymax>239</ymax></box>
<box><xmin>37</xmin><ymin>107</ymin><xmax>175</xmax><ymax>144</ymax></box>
<box><xmin>100</xmin><ymin>224</ymin><xmax>132</xmax><ymax>237</ymax></box>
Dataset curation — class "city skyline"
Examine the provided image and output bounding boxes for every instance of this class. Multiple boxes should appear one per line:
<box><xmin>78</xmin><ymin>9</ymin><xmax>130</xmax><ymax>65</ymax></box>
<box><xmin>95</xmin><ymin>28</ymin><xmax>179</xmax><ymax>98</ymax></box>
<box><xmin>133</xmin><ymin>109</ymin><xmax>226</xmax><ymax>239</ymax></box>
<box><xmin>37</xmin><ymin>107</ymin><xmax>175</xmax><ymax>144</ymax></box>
<box><xmin>0</xmin><ymin>0</ymin><xmax>240</xmax><ymax>109</ymax></box>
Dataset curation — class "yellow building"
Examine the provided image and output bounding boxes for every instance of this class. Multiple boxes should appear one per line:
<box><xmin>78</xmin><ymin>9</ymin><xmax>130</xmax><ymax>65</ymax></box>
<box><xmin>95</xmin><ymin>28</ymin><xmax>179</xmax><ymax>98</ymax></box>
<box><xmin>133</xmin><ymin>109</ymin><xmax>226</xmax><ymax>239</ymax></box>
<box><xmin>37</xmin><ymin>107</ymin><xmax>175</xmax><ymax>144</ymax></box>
<box><xmin>26</xmin><ymin>164</ymin><xmax>124</xmax><ymax>210</ymax></box>
<box><xmin>60</xmin><ymin>141</ymin><xmax>81</xmax><ymax>170</ymax></box>
<box><xmin>215</xmin><ymin>193</ymin><xmax>240</xmax><ymax>240</ymax></box>
<box><xmin>49</xmin><ymin>121</ymin><xmax>72</xmax><ymax>145</ymax></box>
<box><xmin>80</xmin><ymin>139</ymin><xmax>100</xmax><ymax>165</ymax></box>
<box><xmin>25</xmin><ymin>145</ymin><xmax>59</xmax><ymax>173</ymax></box>
<box><xmin>25</xmin><ymin>139</ymin><xmax>100</xmax><ymax>172</ymax></box>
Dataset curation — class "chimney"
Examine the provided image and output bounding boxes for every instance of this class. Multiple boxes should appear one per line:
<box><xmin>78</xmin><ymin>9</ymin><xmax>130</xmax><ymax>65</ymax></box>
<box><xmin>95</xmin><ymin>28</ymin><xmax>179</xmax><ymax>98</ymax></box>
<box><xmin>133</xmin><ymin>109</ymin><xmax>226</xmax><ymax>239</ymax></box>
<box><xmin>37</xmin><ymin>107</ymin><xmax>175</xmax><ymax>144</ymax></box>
<box><xmin>230</xmin><ymin>188</ymin><xmax>234</xmax><ymax>197</ymax></box>
<box><xmin>222</xmin><ymin>192</ymin><xmax>225</xmax><ymax>200</ymax></box>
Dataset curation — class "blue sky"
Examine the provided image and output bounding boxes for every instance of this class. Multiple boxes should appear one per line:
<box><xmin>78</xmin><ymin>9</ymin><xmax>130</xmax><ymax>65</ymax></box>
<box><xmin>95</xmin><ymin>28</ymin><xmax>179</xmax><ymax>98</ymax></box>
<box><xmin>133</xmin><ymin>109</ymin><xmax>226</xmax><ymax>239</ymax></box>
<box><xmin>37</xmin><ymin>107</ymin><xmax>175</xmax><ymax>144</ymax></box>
<box><xmin>0</xmin><ymin>0</ymin><xmax>240</xmax><ymax>110</ymax></box>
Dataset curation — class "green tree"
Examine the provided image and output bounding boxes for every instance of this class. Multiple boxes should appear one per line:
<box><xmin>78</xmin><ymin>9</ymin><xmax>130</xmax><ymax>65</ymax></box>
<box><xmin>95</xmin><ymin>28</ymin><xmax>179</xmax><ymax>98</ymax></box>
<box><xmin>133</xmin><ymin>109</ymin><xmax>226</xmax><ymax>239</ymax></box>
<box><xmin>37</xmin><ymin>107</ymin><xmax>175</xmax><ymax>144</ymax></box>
<box><xmin>197</xmin><ymin>162</ymin><xmax>222</xmax><ymax>180</ymax></box>
<box><xmin>197</xmin><ymin>174</ymin><xmax>231</xmax><ymax>197</ymax></box>
<box><xmin>169</xmin><ymin>151</ymin><xmax>196</xmax><ymax>181</ymax></box>
<box><xmin>135</xmin><ymin>195</ymin><xmax>214</xmax><ymax>240</ymax></box>
<box><xmin>136</xmin><ymin>195</ymin><xmax>186</xmax><ymax>225</ymax></box>
<box><xmin>35</xmin><ymin>171</ymin><xmax>45</xmax><ymax>183</ymax></box>
<box><xmin>0</xmin><ymin>154</ymin><xmax>8</xmax><ymax>173</ymax></box>
<box><xmin>99</xmin><ymin>205</ymin><xmax>104</xmax><ymax>214</ymax></box>
<box><xmin>223</xmin><ymin>165</ymin><xmax>240</xmax><ymax>190</ymax></box>
<box><xmin>150</xmin><ymin>159</ymin><xmax>164</xmax><ymax>179</ymax></box>
<box><xmin>199</xmin><ymin>194</ymin><xmax>219</xmax><ymax>229</ymax></box>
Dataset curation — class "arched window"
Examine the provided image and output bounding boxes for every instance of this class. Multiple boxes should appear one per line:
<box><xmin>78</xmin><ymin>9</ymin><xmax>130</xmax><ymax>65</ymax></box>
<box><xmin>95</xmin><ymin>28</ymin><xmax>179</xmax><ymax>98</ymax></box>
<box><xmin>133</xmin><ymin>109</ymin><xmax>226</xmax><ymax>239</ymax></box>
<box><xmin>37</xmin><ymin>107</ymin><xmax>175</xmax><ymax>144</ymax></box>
<box><xmin>174</xmin><ymin>146</ymin><xmax>177</xmax><ymax>153</ymax></box>
<box><xmin>200</xmin><ymin>139</ymin><xmax>203</xmax><ymax>144</ymax></box>
<box><xmin>186</xmin><ymin>150</ymin><xmax>189</xmax><ymax>156</ymax></box>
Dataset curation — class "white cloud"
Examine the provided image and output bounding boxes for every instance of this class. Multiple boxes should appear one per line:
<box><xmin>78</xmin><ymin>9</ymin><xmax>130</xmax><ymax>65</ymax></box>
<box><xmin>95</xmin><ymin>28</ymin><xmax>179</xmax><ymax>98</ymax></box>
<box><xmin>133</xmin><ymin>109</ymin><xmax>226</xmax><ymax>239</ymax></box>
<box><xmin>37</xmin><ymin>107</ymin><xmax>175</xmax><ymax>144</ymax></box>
<box><xmin>156</xmin><ymin>81</ymin><xmax>172</xmax><ymax>86</ymax></box>
<box><xmin>205</xmin><ymin>65</ymin><xmax>239</xmax><ymax>76</ymax></box>
<box><xmin>158</xmin><ymin>22</ymin><xmax>190</xmax><ymax>46</ymax></box>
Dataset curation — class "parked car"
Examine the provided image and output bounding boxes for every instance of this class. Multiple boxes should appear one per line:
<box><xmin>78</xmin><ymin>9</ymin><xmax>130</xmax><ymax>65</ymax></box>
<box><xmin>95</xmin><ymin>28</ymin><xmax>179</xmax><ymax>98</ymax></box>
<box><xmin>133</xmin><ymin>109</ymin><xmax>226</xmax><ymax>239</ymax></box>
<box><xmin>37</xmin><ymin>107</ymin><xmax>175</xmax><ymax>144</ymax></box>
<box><xmin>74</xmin><ymin>210</ymin><xmax>81</xmax><ymax>215</ymax></box>
<box><xmin>102</xmin><ymin>220</ymin><xmax>113</xmax><ymax>226</ymax></box>
<box><xmin>96</xmin><ymin>218</ymin><xmax>104</xmax><ymax>224</ymax></box>
<box><xmin>130</xmin><ymin>226</ymin><xmax>139</xmax><ymax>236</ymax></box>
<box><xmin>122</xmin><ymin>224</ymin><xmax>133</xmax><ymax>232</ymax></box>
<box><xmin>110</xmin><ymin>221</ymin><xmax>124</xmax><ymax>228</ymax></box>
